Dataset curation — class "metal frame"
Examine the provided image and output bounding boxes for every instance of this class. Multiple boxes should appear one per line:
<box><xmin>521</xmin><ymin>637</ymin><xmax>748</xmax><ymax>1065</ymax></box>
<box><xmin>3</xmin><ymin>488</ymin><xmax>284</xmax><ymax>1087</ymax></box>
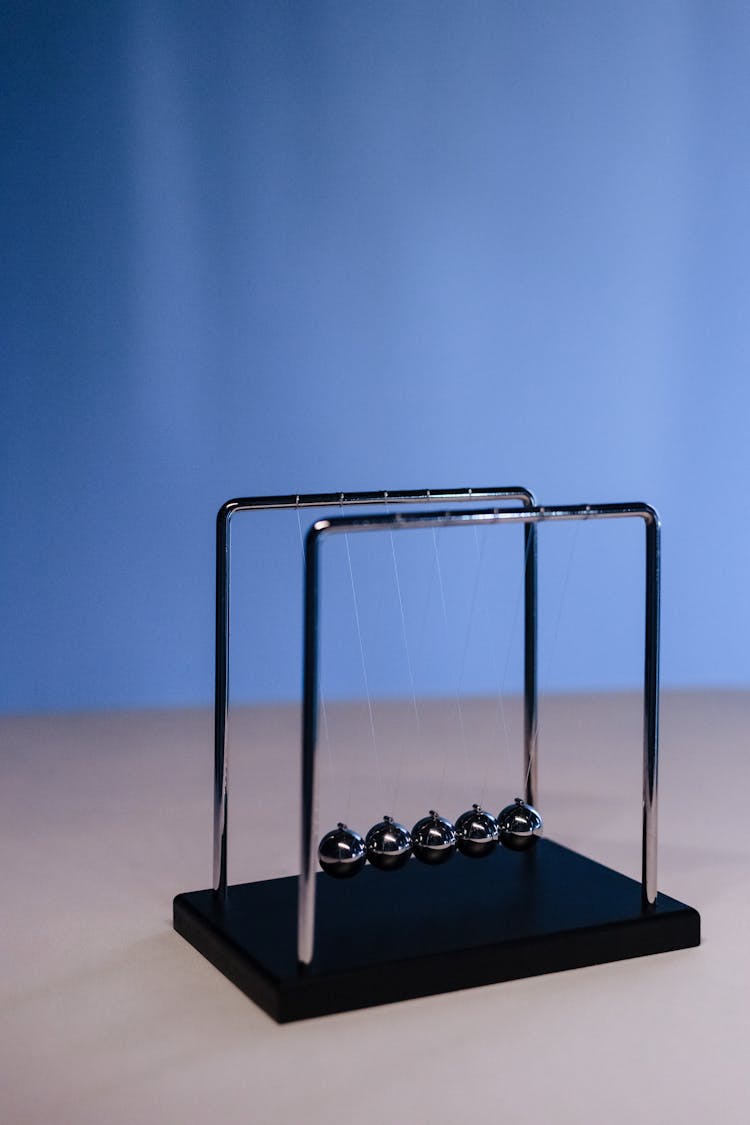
<box><xmin>212</xmin><ymin>487</ymin><xmax>538</xmax><ymax>899</ymax></box>
<box><xmin>298</xmin><ymin>502</ymin><xmax>660</xmax><ymax>965</ymax></box>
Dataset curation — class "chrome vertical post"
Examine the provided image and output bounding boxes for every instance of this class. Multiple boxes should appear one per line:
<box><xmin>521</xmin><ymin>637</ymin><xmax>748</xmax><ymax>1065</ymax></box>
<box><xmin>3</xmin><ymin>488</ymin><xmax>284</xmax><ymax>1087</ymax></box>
<box><xmin>642</xmin><ymin>510</ymin><xmax>660</xmax><ymax>909</ymax></box>
<box><xmin>523</xmin><ymin>521</ymin><xmax>538</xmax><ymax>808</ymax></box>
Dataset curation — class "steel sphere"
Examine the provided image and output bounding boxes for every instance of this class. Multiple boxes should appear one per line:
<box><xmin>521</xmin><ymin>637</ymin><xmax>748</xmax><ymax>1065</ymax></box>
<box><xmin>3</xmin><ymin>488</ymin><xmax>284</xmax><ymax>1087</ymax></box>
<box><xmin>455</xmin><ymin>804</ymin><xmax>499</xmax><ymax>858</ymax></box>
<box><xmin>411</xmin><ymin>810</ymin><xmax>457</xmax><ymax>865</ymax></box>
<box><xmin>318</xmin><ymin>822</ymin><xmax>367</xmax><ymax>878</ymax></box>
<box><xmin>365</xmin><ymin>815</ymin><xmax>412</xmax><ymax>871</ymax></box>
<box><xmin>497</xmin><ymin>797</ymin><xmax>543</xmax><ymax>851</ymax></box>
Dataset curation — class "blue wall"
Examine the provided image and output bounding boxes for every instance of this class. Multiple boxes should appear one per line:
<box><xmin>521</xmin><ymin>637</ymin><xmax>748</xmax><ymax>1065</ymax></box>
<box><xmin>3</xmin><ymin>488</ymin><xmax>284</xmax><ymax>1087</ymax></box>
<box><xmin>2</xmin><ymin>1</ymin><xmax>749</xmax><ymax>712</ymax></box>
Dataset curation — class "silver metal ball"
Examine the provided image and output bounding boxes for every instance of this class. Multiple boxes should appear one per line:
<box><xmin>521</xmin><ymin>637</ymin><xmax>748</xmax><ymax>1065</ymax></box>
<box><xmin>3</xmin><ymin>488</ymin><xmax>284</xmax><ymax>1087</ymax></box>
<box><xmin>497</xmin><ymin>797</ymin><xmax>543</xmax><ymax>851</ymax></box>
<box><xmin>365</xmin><ymin>815</ymin><xmax>412</xmax><ymax>871</ymax></box>
<box><xmin>411</xmin><ymin>810</ymin><xmax>457</xmax><ymax>865</ymax></box>
<box><xmin>318</xmin><ymin>822</ymin><xmax>366</xmax><ymax>878</ymax></box>
<box><xmin>455</xmin><ymin>804</ymin><xmax>499</xmax><ymax>858</ymax></box>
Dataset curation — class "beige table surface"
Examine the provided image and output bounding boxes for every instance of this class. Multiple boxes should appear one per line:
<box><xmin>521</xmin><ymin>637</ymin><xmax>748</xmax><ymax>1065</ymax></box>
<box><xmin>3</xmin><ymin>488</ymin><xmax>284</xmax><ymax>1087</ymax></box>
<box><xmin>1</xmin><ymin>691</ymin><xmax>748</xmax><ymax>1124</ymax></box>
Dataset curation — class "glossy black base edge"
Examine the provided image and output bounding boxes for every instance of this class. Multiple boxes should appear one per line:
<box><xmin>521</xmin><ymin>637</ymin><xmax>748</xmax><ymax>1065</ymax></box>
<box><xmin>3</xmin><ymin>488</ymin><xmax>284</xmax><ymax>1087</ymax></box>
<box><xmin>173</xmin><ymin>839</ymin><xmax>700</xmax><ymax>1023</ymax></box>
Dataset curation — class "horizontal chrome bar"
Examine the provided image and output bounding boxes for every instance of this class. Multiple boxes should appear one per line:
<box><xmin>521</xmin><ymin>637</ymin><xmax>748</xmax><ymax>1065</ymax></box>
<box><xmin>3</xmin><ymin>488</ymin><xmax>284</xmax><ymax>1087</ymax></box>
<box><xmin>219</xmin><ymin>486</ymin><xmax>536</xmax><ymax>518</ymax></box>
<box><xmin>309</xmin><ymin>502</ymin><xmax>658</xmax><ymax>537</ymax></box>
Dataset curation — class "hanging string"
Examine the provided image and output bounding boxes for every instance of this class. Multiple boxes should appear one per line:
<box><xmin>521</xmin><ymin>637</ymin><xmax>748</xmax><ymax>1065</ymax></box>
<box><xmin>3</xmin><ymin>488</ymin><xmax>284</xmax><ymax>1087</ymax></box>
<box><xmin>522</xmin><ymin>512</ymin><xmax>586</xmax><ymax>798</ymax></box>
<box><xmin>436</xmin><ymin>495</ymin><xmax>489</xmax><ymax>809</ymax></box>
<box><xmin>541</xmin><ymin>514</ymin><xmax>584</xmax><ymax>690</ymax></box>
<box><xmin>479</xmin><ymin>521</ymin><xmax>534</xmax><ymax>807</ymax></box>
<box><xmin>453</xmin><ymin>520</ymin><xmax>488</xmax><ymax>753</ymax></box>
<box><xmin>384</xmin><ymin>495</ymin><xmax>421</xmax><ymax>735</ymax></box>
<box><xmin>383</xmin><ymin>494</ymin><xmax>422</xmax><ymax>813</ymax></box>
<box><xmin>413</xmin><ymin>532</ymin><xmax>439</xmax><ymax>664</ymax></box>
<box><xmin>340</xmin><ymin>497</ymin><xmax>386</xmax><ymax>811</ymax></box>
<box><xmin>431</xmin><ymin>526</ymin><xmax>471</xmax><ymax>795</ymax></box>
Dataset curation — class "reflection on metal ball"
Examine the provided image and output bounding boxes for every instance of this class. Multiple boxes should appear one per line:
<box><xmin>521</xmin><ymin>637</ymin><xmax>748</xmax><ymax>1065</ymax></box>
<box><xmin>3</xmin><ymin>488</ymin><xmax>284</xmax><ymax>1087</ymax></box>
<box><xmin>455</xmin><ymin>804</ymin><xmax>499</xmax><ymax>858</ymax></box>
<box><xmin>411</xmin><ymin>810</ymin><xmax>457</xmax><ymax>865</ymax></box>
<box><xmin>365</xmin><ymin>815</ymin><xmax>412</xmax><ymax>871</ymax></box>
<box><xmin>497</xmin><ymin>797</ymin><xmax>543</xmax><ymax>851</ymax></box>
<box><xmin>318</xmin><ymin>822</ymin><xmax>366</xmax><ymax>878</ymax></box>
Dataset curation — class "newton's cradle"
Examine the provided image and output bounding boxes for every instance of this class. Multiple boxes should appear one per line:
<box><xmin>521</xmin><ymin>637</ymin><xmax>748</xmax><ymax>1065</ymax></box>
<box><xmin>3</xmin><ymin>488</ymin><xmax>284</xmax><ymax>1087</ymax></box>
<box><xmin>173</xmin><ymin>486</ymin><xmax>700</xmax><ymax>1022</ymax></box>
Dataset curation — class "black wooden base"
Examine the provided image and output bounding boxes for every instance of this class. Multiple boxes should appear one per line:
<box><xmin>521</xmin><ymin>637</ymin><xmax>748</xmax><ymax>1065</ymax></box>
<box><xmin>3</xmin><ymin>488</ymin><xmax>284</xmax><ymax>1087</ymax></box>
<box><xmin>173</xmin><ymin>839</ymin><xmax>699</xmax><ymax>1023</ymax></box>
